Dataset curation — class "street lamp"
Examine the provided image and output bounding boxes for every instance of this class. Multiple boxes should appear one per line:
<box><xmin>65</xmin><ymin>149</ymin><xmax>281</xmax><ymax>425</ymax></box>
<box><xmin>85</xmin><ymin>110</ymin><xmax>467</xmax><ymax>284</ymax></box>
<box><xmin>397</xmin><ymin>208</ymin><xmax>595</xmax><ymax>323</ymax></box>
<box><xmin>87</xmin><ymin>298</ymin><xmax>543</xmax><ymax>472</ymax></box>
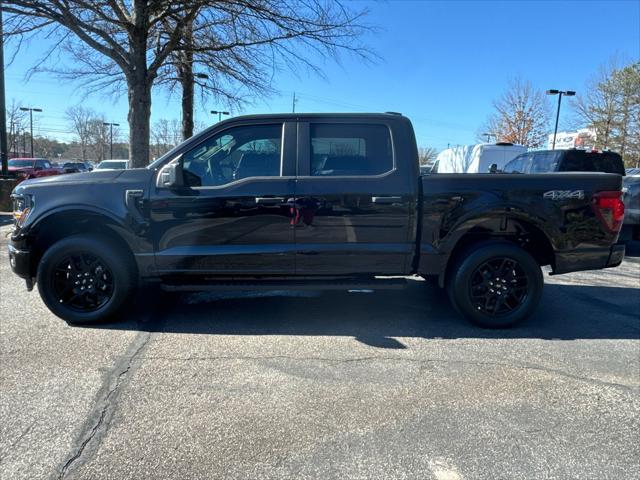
<box><xmin>103</xmin><ymin>122</ymin><xmax>120</xmax><ymax>159</ymax></box>
<box><xmin>546</xmin><ymin>89</ymin><xmax>576</xmax><ymax>150</ymax></box>
<box><xmin>211</xmin><ymin>110</ymin><xmax>230</xmax><ymax>122</ymax></box>
<box><xmin>19</xmin><ymin>107</ymin><xmax>42</xmax><ymax>157</ymax></box>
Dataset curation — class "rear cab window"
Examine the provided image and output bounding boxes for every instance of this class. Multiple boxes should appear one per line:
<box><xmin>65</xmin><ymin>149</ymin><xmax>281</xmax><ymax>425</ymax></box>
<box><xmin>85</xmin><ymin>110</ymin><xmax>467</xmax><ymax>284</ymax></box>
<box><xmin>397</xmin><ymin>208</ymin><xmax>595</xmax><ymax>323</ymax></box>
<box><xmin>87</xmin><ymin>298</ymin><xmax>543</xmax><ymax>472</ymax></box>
<box><xmin>309</xmin><ymin>123</ymin><xmax>394</xmax><ymax>176</ymax></box>
<box><xmin>559</xmin><ymin>151</ymin><xmax>625</xmax><ymax>175</ymax></box>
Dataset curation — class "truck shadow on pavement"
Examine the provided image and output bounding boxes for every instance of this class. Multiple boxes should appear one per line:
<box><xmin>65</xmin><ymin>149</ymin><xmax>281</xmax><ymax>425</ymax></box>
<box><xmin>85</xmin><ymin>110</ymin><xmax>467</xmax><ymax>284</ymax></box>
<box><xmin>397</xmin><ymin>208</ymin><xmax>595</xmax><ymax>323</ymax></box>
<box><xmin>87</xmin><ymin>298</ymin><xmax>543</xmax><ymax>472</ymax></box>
<box><xmin>90</xmin><ymin>281</ymin><xmax>640</xmax><ymax>346</ymax></box>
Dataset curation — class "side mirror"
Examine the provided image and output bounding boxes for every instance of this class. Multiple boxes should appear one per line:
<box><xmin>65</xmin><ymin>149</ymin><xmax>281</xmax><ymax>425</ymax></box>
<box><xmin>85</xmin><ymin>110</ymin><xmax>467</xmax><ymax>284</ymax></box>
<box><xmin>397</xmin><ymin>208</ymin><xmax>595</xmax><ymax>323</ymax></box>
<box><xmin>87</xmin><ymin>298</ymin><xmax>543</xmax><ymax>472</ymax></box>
<box><xmin>488</xmin><ymin>163</ymin><xmax>498</xmax><ymax>173</ymax></box>
<box><xmin>158</xmin><ymin>159</ymin><xmax>185</xmax><ymax>188</ymax></box>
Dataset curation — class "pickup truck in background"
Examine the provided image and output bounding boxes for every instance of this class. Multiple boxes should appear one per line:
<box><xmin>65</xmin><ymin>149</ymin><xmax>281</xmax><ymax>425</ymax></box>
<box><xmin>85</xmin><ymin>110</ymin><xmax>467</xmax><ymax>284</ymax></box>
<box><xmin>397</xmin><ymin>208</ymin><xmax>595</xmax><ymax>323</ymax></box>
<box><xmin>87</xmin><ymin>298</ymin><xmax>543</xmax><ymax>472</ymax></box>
<box><xmin>621</xmin><ymin>168</ymin><xmax>640</xmax><ymax>241</ymax></box>
<box><xmin>503</xmin><ymin>149</ymin><xmax>626</xmax><ymax>175</ymax></box>
<box><xmin>8</xmin><ymin>113</ymin><xmax>626</xmax><ymax>328</ymax></box>
<box><xmin>8</xmin><ymin>158</ymin><xmax>64</xmax><ymax>183</ymax></box>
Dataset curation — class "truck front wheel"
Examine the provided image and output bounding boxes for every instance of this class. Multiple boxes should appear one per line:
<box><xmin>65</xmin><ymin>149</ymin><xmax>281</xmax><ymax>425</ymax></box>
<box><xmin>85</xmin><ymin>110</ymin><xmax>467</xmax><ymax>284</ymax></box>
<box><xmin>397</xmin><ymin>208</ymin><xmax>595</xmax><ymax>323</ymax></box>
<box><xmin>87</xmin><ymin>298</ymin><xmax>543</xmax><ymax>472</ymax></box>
<box><xmin>37</xmin><ymin>235</ymin><xmax>136</xmax><ymax>324</ymax></box>
<box><xmin>447</xmin><ymin>242</ymin><xmax>543</xmax><ymax>328</ymax></box>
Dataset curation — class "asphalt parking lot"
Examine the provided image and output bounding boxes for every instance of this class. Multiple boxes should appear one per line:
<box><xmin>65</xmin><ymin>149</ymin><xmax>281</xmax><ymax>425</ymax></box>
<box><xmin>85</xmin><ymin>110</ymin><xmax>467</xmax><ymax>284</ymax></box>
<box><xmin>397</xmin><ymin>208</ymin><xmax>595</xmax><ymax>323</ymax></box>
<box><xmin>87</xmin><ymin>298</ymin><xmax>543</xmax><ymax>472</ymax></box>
<box><xmin>1</xmin><ymin>222</ymin><xmax>639</xmax><ymax>480</ymax></box>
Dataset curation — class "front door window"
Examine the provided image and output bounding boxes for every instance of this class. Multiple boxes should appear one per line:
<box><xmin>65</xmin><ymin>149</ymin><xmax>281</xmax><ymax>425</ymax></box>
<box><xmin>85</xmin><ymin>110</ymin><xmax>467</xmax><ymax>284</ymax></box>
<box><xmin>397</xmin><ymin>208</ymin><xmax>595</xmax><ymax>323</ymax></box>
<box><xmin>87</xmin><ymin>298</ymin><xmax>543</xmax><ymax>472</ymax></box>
<box><xmin>182</xmin><ymin>124</ymin><xmax>282</xmax><ymax>187</ymax></box>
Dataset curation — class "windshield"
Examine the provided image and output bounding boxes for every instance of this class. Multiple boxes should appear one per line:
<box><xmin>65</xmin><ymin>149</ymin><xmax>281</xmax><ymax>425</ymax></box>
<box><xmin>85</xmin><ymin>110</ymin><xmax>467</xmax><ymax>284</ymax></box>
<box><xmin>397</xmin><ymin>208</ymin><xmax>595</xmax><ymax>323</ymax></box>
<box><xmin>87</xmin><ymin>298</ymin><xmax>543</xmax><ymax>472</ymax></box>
<box><xmin>8</xmin><ymin>160</ymin><xmax>35</xmax><ymax>168</ymax></box>
<box><xmin>96</xmin><ymin>161</ymin><xmax>127</xmax><ymax>170</ymax></box>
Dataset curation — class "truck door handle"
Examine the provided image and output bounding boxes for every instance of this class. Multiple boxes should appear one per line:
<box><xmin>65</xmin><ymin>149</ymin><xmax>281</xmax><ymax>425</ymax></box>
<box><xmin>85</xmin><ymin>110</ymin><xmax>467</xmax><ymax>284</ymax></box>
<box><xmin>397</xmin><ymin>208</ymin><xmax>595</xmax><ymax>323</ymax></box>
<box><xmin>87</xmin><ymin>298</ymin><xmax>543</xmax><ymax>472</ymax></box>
<box><xmin>255</xmin><ymin>196</ymin><xmax>286</xmax><ymax>205</ymax></box>
<box><xmin>372</xmin><ymin>196</ymin><xmax>402</xmax><ymax>204</ymax></box>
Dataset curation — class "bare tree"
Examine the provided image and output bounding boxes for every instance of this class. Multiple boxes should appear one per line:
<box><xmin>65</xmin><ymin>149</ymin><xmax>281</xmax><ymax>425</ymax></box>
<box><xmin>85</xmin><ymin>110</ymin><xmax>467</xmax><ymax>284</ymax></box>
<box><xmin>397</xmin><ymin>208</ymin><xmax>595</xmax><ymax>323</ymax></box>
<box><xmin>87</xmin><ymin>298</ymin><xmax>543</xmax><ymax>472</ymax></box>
<box><xmin>4</xmin><ymin>1</ymin><xmax>372</xmax><ymax>165</ymax></box>
<box><xmin>6</xmin><ymin>99</ymin><xmax>27</xmax><ymax>156</ymax></box>
<box><xmin>418</xmin><ymin>146</ymin><xmax>438</xmax><ymax>166</ymax></box>
<box><xmin>574</xmin><ymin>60</ymin><xmax>620</xmax><ymax>150</ymax></box>
<box><xmin>612</xmin><ymin>64</ymin><xmax>640</xmax><ymax>164</ymax></box>
<box><xmin>66</xmin><ymin>105</ymin><xmax>96</xmax><ymax>161</ymax></box>
<box><xmin>5</xmin><ymin>1</ymin><xmax>203</xmax><ymax>167</ymax></box>
<box><xmin>575</xmin><ymin>60</ymin><xmax>640</xmax><ymax>167</ymax></box>
<box><xmin>158</xmin><ymin>0</ymin><xmax>374</xmax><ymax>139</ymax></box>
<box><xmin>87</xmin><ymin>118</ymin><xmax>122</xmax><ymax>162</ymax></box>
<box><xmin>151</xmin><ymin>118</ymin><xmax>182</xmax><ymax>158</ymax></box>
<box><xmin>483</xmin><ymin>78</ymin><xmax>550</xmax><ymax>148</ymax></box>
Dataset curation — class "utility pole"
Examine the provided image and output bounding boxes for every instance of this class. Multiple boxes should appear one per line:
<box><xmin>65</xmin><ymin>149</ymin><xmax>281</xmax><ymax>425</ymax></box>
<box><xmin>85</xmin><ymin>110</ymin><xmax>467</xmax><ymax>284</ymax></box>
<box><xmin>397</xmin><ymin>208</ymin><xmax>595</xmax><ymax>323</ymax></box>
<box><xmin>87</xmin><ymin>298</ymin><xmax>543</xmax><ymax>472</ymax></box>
<box><xmin>292</xmin><ymin>92</ymin><xmax>298</xmax><ymax>113</ymax></box>
<box><xmin>20</xmin><ymin>107</ymin><xmax>43</xmax><ymax>157</ymax></box>
<box><xmin>103</xmin><ymin>122</ymin><xmax>119</xmax><ymax>159</ymax></box>
<box><xmin>0</xmin><ymin>5</ymin><xmax>8</xmax><ymax>175</ymax></box>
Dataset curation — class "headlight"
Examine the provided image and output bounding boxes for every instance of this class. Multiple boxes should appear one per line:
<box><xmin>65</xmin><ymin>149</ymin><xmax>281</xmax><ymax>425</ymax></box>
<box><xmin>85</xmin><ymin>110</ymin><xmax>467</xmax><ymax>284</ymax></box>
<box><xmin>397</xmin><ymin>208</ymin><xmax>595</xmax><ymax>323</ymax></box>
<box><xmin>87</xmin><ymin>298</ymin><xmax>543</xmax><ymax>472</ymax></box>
<box><xmin>12</xmin><ymin>194</ymin><xmax>34</xmax><ymax>228</ymax></box>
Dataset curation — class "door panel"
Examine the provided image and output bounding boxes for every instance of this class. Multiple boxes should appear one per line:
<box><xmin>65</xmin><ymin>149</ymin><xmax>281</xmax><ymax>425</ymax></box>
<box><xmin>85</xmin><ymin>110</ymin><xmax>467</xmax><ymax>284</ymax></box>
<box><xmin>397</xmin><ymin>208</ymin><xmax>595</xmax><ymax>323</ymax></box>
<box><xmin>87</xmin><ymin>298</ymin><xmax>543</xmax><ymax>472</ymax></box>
<box><xmin>294</xmin><ymin>121</ymin><xmax>414</xmax><ymax>275</ymax></box>
<box><xmin>150</xmin><ymin>122</ymin><xmax>296</xmax><ymax>275</ymax></box>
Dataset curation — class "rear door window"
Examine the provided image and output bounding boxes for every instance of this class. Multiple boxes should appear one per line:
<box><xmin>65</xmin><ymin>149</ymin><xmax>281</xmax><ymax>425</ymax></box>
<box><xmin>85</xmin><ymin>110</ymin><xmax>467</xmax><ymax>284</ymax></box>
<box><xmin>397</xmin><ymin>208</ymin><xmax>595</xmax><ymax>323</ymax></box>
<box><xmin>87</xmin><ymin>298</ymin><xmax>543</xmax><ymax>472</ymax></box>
<box><xmin>505</xmin><ymin>153</ymin><xmax>529</xmax><ymax>173</ymax></box>
<box><xmin>309</xmin><ymin>124</ymin><xmax>393</xmax><ymax>176</ymax></box>
<box><xmin>530</xmin><ymin>151</ymin><xmax>562</xmax><ymax>173</ymax></box>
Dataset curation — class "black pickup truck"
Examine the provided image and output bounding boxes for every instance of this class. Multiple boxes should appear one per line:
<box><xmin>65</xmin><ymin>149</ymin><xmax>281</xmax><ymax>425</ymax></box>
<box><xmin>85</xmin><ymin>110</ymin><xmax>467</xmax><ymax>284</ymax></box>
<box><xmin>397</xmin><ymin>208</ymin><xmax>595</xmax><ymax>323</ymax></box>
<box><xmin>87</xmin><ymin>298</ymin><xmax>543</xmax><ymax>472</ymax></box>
<box><xmin>8</xmin><ymin>113</ymin><xmax>626</xmax><ymax>328</ymax></box>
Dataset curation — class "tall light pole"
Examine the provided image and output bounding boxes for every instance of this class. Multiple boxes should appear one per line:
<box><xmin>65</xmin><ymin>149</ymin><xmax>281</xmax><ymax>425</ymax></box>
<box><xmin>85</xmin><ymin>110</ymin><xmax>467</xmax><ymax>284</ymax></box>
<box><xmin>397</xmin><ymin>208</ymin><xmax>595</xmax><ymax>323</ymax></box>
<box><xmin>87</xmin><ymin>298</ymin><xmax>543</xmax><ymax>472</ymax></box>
<box><xmin>210</xmin><ymin>110</ymin><xmax>229</xmax><ymax>122</ymax></box>
<box><xmin>19</xmin><ymin>107</ymin><xmax>43</xmax><ymax>157</ymax></box>
<box><xmin>482</xmin><ymin>132</ymin><xmax>496</xmax><ymax>143</ymax></box>
<box><xmin>0</xmin><ymin>5</ymin><xmax>8</xmax><ymax>175</ymax></box>
<box><xmin>103</xmin><ymin>122</ymin><xmax>119</xmax><ymax>159</ymax></box>
<box><xmin>546</xmin><ymin>89</ymin><xmax>575</xmax><ymax>150</ymax></box>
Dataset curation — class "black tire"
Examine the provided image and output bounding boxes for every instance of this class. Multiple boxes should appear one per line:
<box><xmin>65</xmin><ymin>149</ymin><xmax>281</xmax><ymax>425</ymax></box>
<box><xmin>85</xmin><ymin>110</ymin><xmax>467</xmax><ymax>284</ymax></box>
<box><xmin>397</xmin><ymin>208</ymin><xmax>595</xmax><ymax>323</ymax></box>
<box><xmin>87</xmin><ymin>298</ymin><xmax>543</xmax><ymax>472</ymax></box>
<box><xmin>37</xmin><ymin>235</ymin><xmax>137</xmax><ymax>324</ymax></box>
<box><xmin>446</xmin><ymin>242</ymin><xmax>543</xmax><ymax>328</ymax></box>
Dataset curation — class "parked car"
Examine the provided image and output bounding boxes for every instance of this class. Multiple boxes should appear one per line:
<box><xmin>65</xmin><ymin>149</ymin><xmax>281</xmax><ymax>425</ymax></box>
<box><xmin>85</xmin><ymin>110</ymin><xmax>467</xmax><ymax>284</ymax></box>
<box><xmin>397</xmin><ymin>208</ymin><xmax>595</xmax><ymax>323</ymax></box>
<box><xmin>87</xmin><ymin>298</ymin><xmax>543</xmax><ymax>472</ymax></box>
<box><xmin>62</xmin><ymin>161</ymin><xmax>93</xmax><ymax>173</ymax></box>
<box><xmin>621</xmin><ymin>168</ymin><xmax>640</xmax><ymax>241</ymax></box>
<box><xmin>503</xmin><ymin>149</ymin><xmax>626</xmax><ymax>175</ymax></box>
<box><xmin>8</xmin><ymin>158</ymin><xmax>64</xmax><ymax>182</ymax></box>
<box><xmin>95</xmin><ymin>159</ymin><xmax>129</xmax><ymax>170</ymax></box>
<box><xmin>436</xmin><ymin>143</ymin><xmax>527</xmax><ymax>173</ymax></box>
<box><xmin>9</xmin><ymin>113</ymin><xmax>625</xmax><ymax>328</ymax></box>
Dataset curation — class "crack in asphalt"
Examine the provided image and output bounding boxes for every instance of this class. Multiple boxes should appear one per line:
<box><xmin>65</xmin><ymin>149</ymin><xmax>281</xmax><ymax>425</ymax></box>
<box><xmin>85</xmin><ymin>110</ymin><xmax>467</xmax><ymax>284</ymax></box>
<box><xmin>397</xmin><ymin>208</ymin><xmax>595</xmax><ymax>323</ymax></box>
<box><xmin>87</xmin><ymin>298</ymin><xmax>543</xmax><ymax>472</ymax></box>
<box><xmin>136</xmin><ymin>354</ymin><xmax>639</xmax><ymax>392</ymax></box>
<box><xmin>0</xmin><ymin>420</ymin><xmax>36</xmax><ymax>461</ymax></box>
<box><xmin>53</xmin><ymin>330</ymin><xmax>153</xmax><ymax>480</ymax></box>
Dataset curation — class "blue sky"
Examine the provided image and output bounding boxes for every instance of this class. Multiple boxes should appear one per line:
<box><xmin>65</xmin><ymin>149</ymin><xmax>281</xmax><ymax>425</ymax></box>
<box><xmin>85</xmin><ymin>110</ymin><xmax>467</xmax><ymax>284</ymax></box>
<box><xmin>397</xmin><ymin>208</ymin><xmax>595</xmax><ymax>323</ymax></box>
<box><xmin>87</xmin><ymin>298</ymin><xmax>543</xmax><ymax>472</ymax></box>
<box><xmin>4</xmin><ymin>0</ymin><xmax>640</xmax><ymax>150</ymax></box>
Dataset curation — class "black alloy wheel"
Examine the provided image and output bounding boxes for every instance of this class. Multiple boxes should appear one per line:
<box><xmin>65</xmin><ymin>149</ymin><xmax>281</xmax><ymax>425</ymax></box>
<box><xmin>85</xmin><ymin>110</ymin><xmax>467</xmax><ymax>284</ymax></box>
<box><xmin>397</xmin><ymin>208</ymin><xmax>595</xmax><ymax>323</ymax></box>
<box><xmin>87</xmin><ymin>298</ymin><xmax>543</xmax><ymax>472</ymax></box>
<box><xmin>468</xmin><ymin>257</ymin><xmax>528</xmax><ymax>316</ymax></box>
<box><xmin>51</xmin><ymin>252</ymin><xmax>114</xmax><ymax>312</ymax></box>
<box><xmin>37</xmin><ymin>235</ymin><xmax>136</xmax><ymax>324</ymax></box>
<box><xmin>447</xmin><ymin>242</ymin><xmax>543</xmax><ymax>328</ymax></box>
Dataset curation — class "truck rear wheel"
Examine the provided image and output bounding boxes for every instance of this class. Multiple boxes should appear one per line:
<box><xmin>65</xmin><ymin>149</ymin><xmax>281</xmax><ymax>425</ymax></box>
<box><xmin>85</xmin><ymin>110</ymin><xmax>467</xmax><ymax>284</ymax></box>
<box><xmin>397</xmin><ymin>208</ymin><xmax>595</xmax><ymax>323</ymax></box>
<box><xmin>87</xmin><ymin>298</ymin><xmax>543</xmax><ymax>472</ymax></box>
<box><xmin>447</xmin><ymin>242</ymin><xmax>543</xmax><ymax>328</ymax></box>
<box><xmin>37</xmin><ymin>235</ymin><xmax>136</xmax><ymax>324</ymax></box>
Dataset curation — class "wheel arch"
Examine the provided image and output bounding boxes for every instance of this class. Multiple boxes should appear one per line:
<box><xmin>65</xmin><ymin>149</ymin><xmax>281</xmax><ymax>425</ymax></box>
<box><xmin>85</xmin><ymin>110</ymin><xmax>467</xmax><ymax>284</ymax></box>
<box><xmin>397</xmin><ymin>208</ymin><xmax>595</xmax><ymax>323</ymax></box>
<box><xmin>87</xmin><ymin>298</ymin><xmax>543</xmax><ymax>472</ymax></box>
<box><xmin>439</xmin><ymin>215</ymin><xmax>556</xmax><ymax>288</ymax></box>
<box><xmin>27</xmin><ymin>208</ymin><xmax>140</xmax><ymax>278</ymax></box>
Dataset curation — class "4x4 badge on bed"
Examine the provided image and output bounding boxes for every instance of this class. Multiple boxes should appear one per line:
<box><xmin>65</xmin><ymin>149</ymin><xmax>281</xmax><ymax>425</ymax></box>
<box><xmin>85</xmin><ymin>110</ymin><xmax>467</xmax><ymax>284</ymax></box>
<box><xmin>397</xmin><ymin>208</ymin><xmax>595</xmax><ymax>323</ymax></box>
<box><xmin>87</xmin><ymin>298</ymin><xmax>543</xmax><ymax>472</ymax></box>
<box><xmin>543</xmin><ymin>190</ymin><xmax>584</xmax><ymax>200</ymax></box>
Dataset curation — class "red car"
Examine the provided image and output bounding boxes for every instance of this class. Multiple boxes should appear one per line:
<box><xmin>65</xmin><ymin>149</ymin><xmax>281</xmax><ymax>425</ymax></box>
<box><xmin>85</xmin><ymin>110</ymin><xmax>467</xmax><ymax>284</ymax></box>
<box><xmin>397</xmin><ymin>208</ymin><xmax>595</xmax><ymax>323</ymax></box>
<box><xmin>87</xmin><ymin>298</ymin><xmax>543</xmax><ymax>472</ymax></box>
<box><xmin>8</xmin><ymin>158</ymin><xmax>64</xmax><ymax>183</ymax></box>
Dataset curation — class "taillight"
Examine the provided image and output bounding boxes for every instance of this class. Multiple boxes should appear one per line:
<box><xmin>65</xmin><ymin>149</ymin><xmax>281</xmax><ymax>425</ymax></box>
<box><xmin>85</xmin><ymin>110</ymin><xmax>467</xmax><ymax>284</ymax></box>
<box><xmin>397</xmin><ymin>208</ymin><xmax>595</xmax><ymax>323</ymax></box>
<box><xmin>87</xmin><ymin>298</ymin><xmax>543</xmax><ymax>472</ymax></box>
<box><xmin>592</xmin><ymin>191</ymin><xmax>624</xmax><ymax>233</ymax></box>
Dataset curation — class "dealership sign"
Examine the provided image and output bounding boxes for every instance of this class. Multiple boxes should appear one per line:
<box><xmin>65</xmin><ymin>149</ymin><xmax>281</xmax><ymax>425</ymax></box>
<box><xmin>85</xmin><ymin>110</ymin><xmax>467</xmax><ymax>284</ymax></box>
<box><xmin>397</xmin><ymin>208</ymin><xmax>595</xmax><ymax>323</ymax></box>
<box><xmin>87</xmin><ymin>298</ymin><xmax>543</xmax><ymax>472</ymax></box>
<box><xmin>548</xmin><ymin>129</ymin><xmax>596</xmax><ymax>150</ymax></box>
